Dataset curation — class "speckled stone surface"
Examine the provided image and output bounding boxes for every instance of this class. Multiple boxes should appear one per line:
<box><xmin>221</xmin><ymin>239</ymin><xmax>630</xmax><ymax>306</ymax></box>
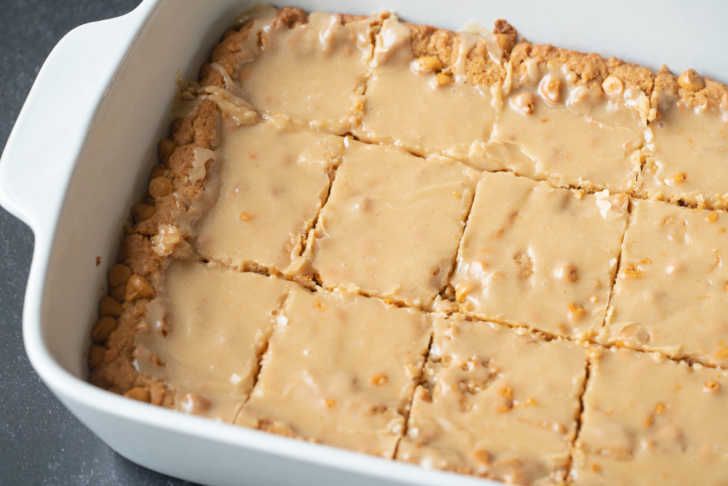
<box><xmin>0</xmin><ymin>1</ymin><xmax>192</xmax><ymax>484</ymax></box>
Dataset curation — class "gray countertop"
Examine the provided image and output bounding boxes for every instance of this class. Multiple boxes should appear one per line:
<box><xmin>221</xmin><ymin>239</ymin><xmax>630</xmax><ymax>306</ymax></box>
<box><xmin>0</xmin><ymin>1</ymin><xmax>190</xmax><ymax>484</ymax></box>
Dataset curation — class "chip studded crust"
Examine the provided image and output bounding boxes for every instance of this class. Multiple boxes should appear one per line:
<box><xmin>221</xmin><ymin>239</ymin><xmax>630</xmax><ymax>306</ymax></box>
<box><xmin>88</xmin><ymin>95</ymin><xmax>225</xmax><ymax>405</ymax></box>
<box><xmin>652</xmin><ymin>65</ymin><xmax>728</xmax><ymax>116</ymax></box>
<box><xmin>397</xmin><ymin>16</ymin><xmax>517</xmax><ymax>87</ymax></box>
<box><xmin>508</xmin><ymin>42</ymin><xmax>654</xmax><ymax>95</ymax></box>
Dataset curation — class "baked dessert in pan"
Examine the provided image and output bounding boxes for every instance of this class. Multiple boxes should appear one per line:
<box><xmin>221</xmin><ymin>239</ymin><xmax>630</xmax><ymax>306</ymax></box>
<box><xmin>87</xmin><ymin>6</ymin><xmax>728</xmax><ymax>484</ymax></box>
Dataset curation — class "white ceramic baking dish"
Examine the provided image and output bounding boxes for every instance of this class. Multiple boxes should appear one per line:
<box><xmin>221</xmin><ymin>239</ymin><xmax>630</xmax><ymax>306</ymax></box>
<box><xmin>1</xmin><ymin>0</ymin><xmax>726</xmax><ymax>484</ymax></box>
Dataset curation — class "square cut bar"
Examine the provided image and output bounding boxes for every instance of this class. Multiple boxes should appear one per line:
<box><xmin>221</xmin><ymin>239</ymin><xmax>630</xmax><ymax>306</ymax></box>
<box><xmin>237</xmin><ymin>287</ymin><xmax>431</xmax><ymax>457</ymax></box>
<box><xmin>639</xmin><ymin>67</ymin><xmax>728</xmax><ymax>209</ymax></box>
<box><xmin>600</xmin><ymin>199</ymin><xmax>728</xmax><ymax>367</ymax></box>
<box><xmin>473</xmin><ymin>43</ymin><xmax>653</xmax><ymax>192</ymax></box>
<box><xmin>451</xmin><ymin>171</ymin><xmax>628</xmax><ymax>338</ymax></box>
<box><xmin>133</xmin><ymin>260</ymin><xmax>291</xmax><ymax>421</ymax></box>
<box><xmin>201</xmin><ymin>6</ymin><xmax>375</xmax><ymax>134</ymax></box>
<box><xmin>306</xmin><ymin>141</ymin><xmax>478</xmax><ymax>307</ymax></box>
<box><xmin>572</xmin><ymin>347</ymin><xmax>728</xmax><ymax>484</ymax></box>
<box><xmin>397</xmin><ymin>315</ymin><xmax>587</xmax><ymax>484</ymax></box>
<box><xmin>194</xmin><ymin>120</ymin><xmax>343</xmax><ymax>274</ymax></box>
<box><xmin>355</xmin><ymin>15</ymin><xmax>516</xmax><ymax>162</ymax></box>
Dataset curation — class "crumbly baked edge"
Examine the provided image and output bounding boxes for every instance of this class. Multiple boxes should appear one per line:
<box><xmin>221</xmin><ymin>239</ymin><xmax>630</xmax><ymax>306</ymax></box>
<box><xmin>398</xmin><ymin>15</ymin><xmax>517</xmax><ymax>88</ymax></box>
<box><xmin>87</xmin><ymin>93</ymin><xmax>226</xmax><ymax>405</ymax></box>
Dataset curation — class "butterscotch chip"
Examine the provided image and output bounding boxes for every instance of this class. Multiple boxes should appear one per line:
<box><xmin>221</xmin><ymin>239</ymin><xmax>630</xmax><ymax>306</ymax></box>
<box><xmin>356</xmin><ymin>15</ymin><xmax>505</xmax><ymax>161</ymax></box>
<box><xmin>131</xmin><ymin>203</ymin><xmax>155</xmax><ymax>222</ymax></box>
<box><xmin>158</xmin><ymin>138</ymin><xmax>176</xmax><ymax>163</ymax></box>
<box><xmin>435</xmin><ymin>71</ymin><xmax>454</xmax><ymax>87</ymax></box>
<box><xmin>307</xmin><ymin>141</ymin><xmax>477</xmax><ymax>307</ymax></box>
<box><xmin>562</xmin><ymin>264</ymin><xmax>579</xmax><ymax>282</ymax></box>
<box><xmin>499</xmin><ymin>384</ymin><xmax>514</xmax><ymax>400</ymax></box>
<box><xmin>108</xmin><ymin>263</ymin><xmax>132</xmax><ymax>287</ymax></box>
<box><xmin>195</xmin><ymin>120</ymin><xmax>343</xmax><ymax>273</ymax></box>
<box><xmin>451</xmin><ymin>172</ymin><xmax>628</xmax><ymax>337</ymax></box>
<box><xmin>91</xmin><ymin>317</ymin><xmax>118</xmax><ymax>344</ymax></box>
<box><xmin>511</xmin><ymin>92</ymin><xmax>536</xmax><ymax>115</ymax></box>
<box><xmin>149</xmin><ymin>383</ymin><xmax>167</xmax><ymax>406</ymax></box>
<box><xmin>538</xmin><ymin>74</ymin><xmax>562</xmax><ymax>103</ymax></box>
<box><xmin>109</xmin><ymin>285</ymin><xmax>126</xmax><ymax>303</ymax></box>
<box><xmin>602</xmin><ymin>75</ymin><xmax>624</xmax><ymax>96</ymax></box>
<box><xmin>568</xmin><ymin>303</ymin><xmax>587</xmax><ymax>322</ymax></box>
<box><xmin>88</xmin><ymin>345</ymin><xmax>106</xmax><ymax>369</ymax></box>
<box><xmin>672</xmin><ymin>172</ymin><xmax>688</xmax><ymax>184</ymax></box>
<box><xmin>99</xmin><ymin>295</ymin><xmax>122</xmax><ymax>317</ymax></box>
<box><xmin>600</xmin><ymin>200</ymin><xmax>728</xmax><ymax>367</ymax></box>
<box><xmin>238</xmin><ymin>288</ymin><xmax>431</xmax><ymax>457</ymax></box>
<box><xmin>473</xmin><ymin>449</ymin><xmax>492</xmax><ymax>465</ymax></box>
<box><xmin>572</xmin><ymin>348</ymin><xmax>728</xmax><ymax>483</ymax></box>
<box><xmin>125</xmin><ymin>275</ymin><xmax>155</xmax><ymax>301</ymax></box>
<box><xmin>124</xmin><ymin>387</ymin><xmax>151</xmax><ymax>403</ymax></box>
<box><xmin>677</xmin><ymin>68</ymin><xmax>705</xmax><ymax>91</ymax></box>
<box><xmin>148</xmin><ymin>176</ymin><xmax>173</xmax><ymax>199</ymax></box>
<box><xmin>370</xmin><ymin>373</ymin><xmax>389</xmax><ymax>386</ymax></box>
<box><xmin>136</xmin><ymin>261</ymin><xmax>291</xmax><ymax>422</ymax></box>
<box><xmin>397</xmin><ymin>316</ymin><xmax>586</xmax><ymax>483</ymax></box>
<box><xmin>416</xmin><ymin>55</ymin><xmax>443</xmax><ymax>73</ymax></box>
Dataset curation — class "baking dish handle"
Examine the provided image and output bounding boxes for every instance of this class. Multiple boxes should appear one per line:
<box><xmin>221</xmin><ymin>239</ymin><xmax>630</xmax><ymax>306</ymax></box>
<box><xmin>0</xmin><ymin>0</ymin><xmax>154</xmax><ymax>233</ymax></box>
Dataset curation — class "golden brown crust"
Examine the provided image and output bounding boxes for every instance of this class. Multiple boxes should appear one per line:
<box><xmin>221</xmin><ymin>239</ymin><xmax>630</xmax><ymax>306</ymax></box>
<box><xmin>88</xmin><ymin>94</ymin><xmax>223</xmax><ymax>402</ymax></box>
<box><xmin>90</xmin><ymin>300</ymin><xmax>146</xmax><ymax>392</ymax></box>
<box><xmin>119</xmin><ymin>234</ymin><xmax>160</xmax><ymax>276</ymax></box>
<box><xmin>408</xmin><ymin>24</ymin><xmax>457</xmax><ymax>65</ymax></box>
<box><xmin>170</xmin><ymin>99</ymin><xmax>220</xmax><ymax>148</ymax></box>
<box><xmin>509</xmin><ymin>42</ymin><xmax>654</xmax><ymax>94</ymax></box>
<box><xmin>134</xmin><ymin>100</ymin><xmax>221</xmax><ymax>238</ymax></box>
<box><xmin>652</xmin><ymin>65</ymin><xmax>728</xmax><ymax>114</ymax></box>
<box><xmin>199</xmin><ymin>22</ymin><xmax>259</xmax><ymax>88</ymax></box>
<box><xmin>405</xmin><ymin>20</ymin><xmax>517</xmax><ymax>87</ymax></box>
